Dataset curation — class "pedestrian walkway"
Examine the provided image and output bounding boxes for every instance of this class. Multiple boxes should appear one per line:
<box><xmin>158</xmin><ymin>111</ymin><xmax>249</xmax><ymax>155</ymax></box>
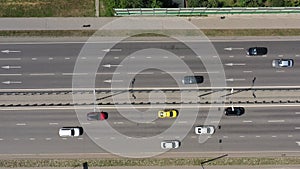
<box><xmin>0</xmin><ymin>14</ymin><xmax>300</xmax><ymax>31</ymax></box>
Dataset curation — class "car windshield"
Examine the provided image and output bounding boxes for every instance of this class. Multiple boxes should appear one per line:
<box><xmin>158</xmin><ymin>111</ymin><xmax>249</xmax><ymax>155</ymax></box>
<box><xmin>71</xmin><ymin>129</ymin><xmax>74</xmax><ymax>136</ymax></box>
<box><xmin>169</xmin><ymin>111</ymin><xmax>173</xmax><ymax>117</ymax></box>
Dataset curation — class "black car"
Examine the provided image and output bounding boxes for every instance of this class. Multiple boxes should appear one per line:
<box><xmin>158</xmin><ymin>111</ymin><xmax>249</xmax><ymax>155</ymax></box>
<box><xmin>182</xmin><ymin>76</ymin><xmax>204</xmax><ymax>84</ymax></box>
<box><xmin>246</xmin><ymin>47</ymin><xmax>268</xmax><ymax>56</ymax></box>
<box><xmin>224</xmin><ymin>107</ymin><xmax>245</xmax><ymax>116</ymax></box>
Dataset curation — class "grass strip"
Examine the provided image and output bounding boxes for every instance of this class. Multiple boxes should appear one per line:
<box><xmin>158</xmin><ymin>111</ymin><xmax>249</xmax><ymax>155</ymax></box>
<box><xmin>1</xmin><ymin>29</ymin><xmax>300</xmax><ymax>37</ymax></box>
<box><xmin>0</xmin><ymin>157</ymin><xmax>299</xmax><ymax>168</ymax></box>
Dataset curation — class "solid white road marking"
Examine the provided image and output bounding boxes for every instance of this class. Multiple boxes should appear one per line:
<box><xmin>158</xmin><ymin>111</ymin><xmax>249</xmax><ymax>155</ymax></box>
<box><xmin>113</xmin><ymin>122</ymin><xmax>124</xmax><ymax>124</ymax></box>
<box><xmin>268</xmin><ymin>120</ymin><xmax>285</xmax><ymax>123</ymax></box>
<box><xmin>243</xmin><ymin>120</ymin><xmax>253</xmax><ymax>123</ymax></box>
<box><xmin>194</xmin><ymin>71</ymin><xmax>220</xmax><ymax>74</ymax></box>
<box><xmin>278</xmin><ymin>55</ymin><xmax>284</xmax><ymax>57</ymax></box>
<box><xmin>128</xmin><ymin>72</ymin><xmax>153</xmax><ymax>75</ymax></box>
<box><xmin>226</xmin><ymin>78</ymin><xmax>246</xmax><ymax>82</ymax></box>
<box><xmin>224</xmin><ymin>47</ymin><xmax>244</xmax><ymax>51</ymax></box>
<box><xmin>49</xmin><ymin>123</ymin><xmax>58</xmax><ymax>125</ymax></box>
<box><xmin>130</xmin><ymin>56</ymin><xmax>135</xmax><ymax>59</ymax></box>
<box><xmin>30</xmin><ymin>73</ymin><xmax>55</xmax><ymax>76</ymax></box>
<box><xmin>0</xmin><ymin>74</ymin><xmax>22</xmax><ymax>76</ymax></box>
<box><xmin>102</xmin><ymin>48</ymin><xmax>122</xmax><ymax>52</ymax></box>
<box><xmin>16</xmin><ymin>123</ymin><xmax>26</xmax><ymax>126</ymax></box>
<box><xmin>243</xmin><ymin>71</ymin><xmax>253</xmax><ymax>73</ymax></box>
<box><xmin>0</xmin><ymin>58</ymin><xmax>21</xmax><ymax>61</ymax></box>
<box><xmin>1</xmin><ymin>50</ymin><xmax>21</xmax><ymax>53</ymax></box>
<box><xmin>295</xmin><ymin>54</ymin><xmax>300</xmax><ymax>57</ymax></box>
<box><xmin>104</xmin><ymin>80</ymin><xmax>123</xmax><ymax>83</ymax></box>
<box><xmin>102</xmin><ymin>64</ymin><xmax>122</xmax><ymax>68</ymax></box>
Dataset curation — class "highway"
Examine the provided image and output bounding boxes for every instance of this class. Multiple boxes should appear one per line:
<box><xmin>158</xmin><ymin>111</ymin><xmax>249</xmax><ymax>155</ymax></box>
<box><xmin>0</xmin><ymin>107</ymin><xmax>299</xmax><ymax>155</ymax></box>
<box><xmin>0</xmin><ymin>39</ymin><xmax>300</xmax><ymax>89</ymax></box>
<box><xmin>0</xmin><ymin>38</ymin><xmax>300</xmax><ymax>157</ymax></box>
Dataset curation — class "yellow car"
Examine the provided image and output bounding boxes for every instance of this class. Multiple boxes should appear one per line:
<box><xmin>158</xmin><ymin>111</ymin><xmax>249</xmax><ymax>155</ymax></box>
<box><xmin>158</xmin><ymin>109</ymin><xmax>178</xmax><ymax>118</ymax></box>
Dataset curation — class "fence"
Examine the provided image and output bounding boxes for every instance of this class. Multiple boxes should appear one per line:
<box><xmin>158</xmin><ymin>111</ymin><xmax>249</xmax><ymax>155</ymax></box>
<box><xmin>114</xmin><ymin>7</ymin><xmax>300</xmax><ymax>16</ymax></box>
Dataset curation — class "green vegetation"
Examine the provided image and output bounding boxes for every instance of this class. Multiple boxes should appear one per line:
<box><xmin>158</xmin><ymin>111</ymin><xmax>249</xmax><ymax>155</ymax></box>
<box><xmin>0</xmin><ymin>0</ymin><xmax>95</xmax><ymax>17</ymax></box>
<box><xmin>0</xmin><ymin>157</ymin><xmax>299</xmax><ymax>167</ymax></box>
<box><xmin>187</xmin><ymin>0</ymin><xmax>300</xmax><ymax>7</ymax></box>
<box><xmin>1</xmin><ymin>29</ymin><xmax>300</xmax><ymax>37</ymax></box>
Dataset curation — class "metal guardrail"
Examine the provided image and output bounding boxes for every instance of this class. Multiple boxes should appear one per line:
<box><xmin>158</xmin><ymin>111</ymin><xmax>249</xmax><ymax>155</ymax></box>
<box><xmin>114</xmin><ymin>7</ymin><xmax>300</xmax><ymax>16</ymax></box>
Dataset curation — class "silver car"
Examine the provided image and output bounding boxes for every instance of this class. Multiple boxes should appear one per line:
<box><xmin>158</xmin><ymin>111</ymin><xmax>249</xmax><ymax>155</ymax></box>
<box><xmin>272</xmin><ymin>59</ymin><xmax>294</xmax><ymax>68</ymax></box>
<box><xmin>161</xmin><ymin>140</ymin><xmax>180</xmax><ymax>149</ymax></box>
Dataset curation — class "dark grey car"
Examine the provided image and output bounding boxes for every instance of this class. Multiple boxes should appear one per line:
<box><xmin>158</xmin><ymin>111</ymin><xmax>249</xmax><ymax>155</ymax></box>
<box><xmin>182</xmin><ymin>76</ymin><xmax>204</xmax><ymax>84</ymax></box>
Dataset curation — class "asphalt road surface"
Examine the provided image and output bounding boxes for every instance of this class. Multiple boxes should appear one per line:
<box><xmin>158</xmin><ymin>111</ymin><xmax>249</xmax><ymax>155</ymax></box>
<box><xmin>0</xmin><ymin>106</ymin><xmax>299</xmax><ymax>155</ymax></box>
<box><xmin>0</xmin><ymin>39</ymin><xmax>300</xmax><ymax>89</ymax></box>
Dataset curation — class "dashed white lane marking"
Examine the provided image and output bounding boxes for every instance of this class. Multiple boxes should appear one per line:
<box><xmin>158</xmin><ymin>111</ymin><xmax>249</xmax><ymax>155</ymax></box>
<box><xmin>62</xmin><ymin>138</ymin><xmax>67</xmax><ymax>140</ymax></box>
<box><xmin>114</xmin><ymin>122</ymin><xmax>124</xmax><ymax>124</ymax></box>
<box><xmin>114</xmin><ymin>57</ymin><xmax>119</xmax><ymax>59</ymax></box>
<box><xmin>29</xmin><ymin>138</ymin><xmax>35</xmax><ymax>140</ymax></box>
<box><xmin>65</xmin><ymin>57</ymin><xmax>70</xmax><ymax>60</ymax></box>
<box><xmin>288</xmin><ymin>135</ymin><xmax>293</xmax><ymax>138</ymax></box>
<box><xmin>296</xmin><ymin>54</ymin><xmax>300</xmax><ymax>57</ymax></box>
<box><xmin>255</xmin><ymin>136</ymin><xmax>261</xmax><ymax>138</ymax></box>
<box><xmin>276</xmin><ymin>70</ymin><xmax>285</xmax><ymax>73</ymax></box>
<box><xmin>191</xmin><ymin>136</ymin><xmax>196</xmax><ymax>139</ymax></box>
<box><xmin>0</xmin><ymin>74</ymin><xmax>22</xmax><ymax>76</ymax></box>
<box><xmin>128</xmin><ymin>72</ymin><xmax>153</xmax><ymax>75</ymax></box>
<box><xmin>229</xmin><ymin>55</ymin><xmax>234</xmax><ymax>58</ymax></box>
<box><xmin>296</xmin><ymin>141</ymin><xmax>300</xmax><ymax>146</ymax></box>
<box><xmin>272</xmin><ymin>136</ymin><xmax>277</xmax><ymax>138</ymax></box>
<box><xmin>130</xmin><ymin>56</ymin><xmax>135</xmax><ymax>59</ymax></box>
<box><xmin>16</xmin><ymin>123</ymin><xmax>26</xmax><ymax>126</ymax></box>
<box><xmin>14</xmin><ymin>138</ymin><xmax>20</xmax><ymax>140</ymax></box>
<box><xmin>32</xmin><ymin>58</ymin><xmax>37</xmax><ymax>60</ymax></box>
<box><xmin>268</xmin><ymin>120</ymin><xmax>285</xmax><ymax>123</ymax></box>
<box><xmin>239</xmin><ymin>136</ymin><xmax>245</xmax><ymax>138</ymax></box>
<box><xmin>146</xmin><ymin>56</ymin><xmax>152</xmax><ymax>59</ymax></box>
<box><xmin>96</xmin><ymin>72</ymin><xmax>120</xmax><ymax>75</ymax></box>
<box><xmin>77</xmin><ymin>138</ymin><xmax>83</xmax><ymax>140</ymax></box>
<box><xmin>262</xmin><ymin>55</ymin><xmax>267</xmax><ymax>57</ymax></box>
<box><xmin>278</xmin><ymin>55</ymin><xmax>284</xmax><ymax>57</ymax></box>
<box><xmin>210</xmin><ymin>121</ymin><xmax>219</xmax><ymax>124</ymax></box>
<box><xmin>175</xmin><ymin>136</ymin><xmax>180</xmax><ymax>139</ymax></box>
<box><xmin>48</xmin><ymin>57</ymin><xmax>53</xmax><ymax>60</ymax></box>
<box><xmin>165</xmin><ymin>72</ymin><xmax>187</xmax><ymax>74</ymax></box>
<box><xmin>49</xmin><ymin>123</ymin><xmax>58</xmax><ymax>125</ymax></box>
<box><xmin>243</xmin><ymin>71</ymin><xmax>253</xmax><ymax>73</ymax></box>
<box><xmin>144</xmin><ymin>121</ymin><xmax>155</xmax><ymax>124</ymax></box>
<box><xmin>194</xmin><ymin>71</ymin><xmax>220</xmax><ymax>74</ymax></box>
<box><xmin>294</xmin><ymin>127</ymin><xmax>300</xmax><ymax>130</ymax></box>
<box><xmin>163</xmin><ymin>56</ymin><xmax>168</xmax><ymax>58</ymax></box>
<box><xmin>81</xmin><ymin>122</ymin><xmax>90</xmax><ymax>125</ymax></box>
<box><xmin>180</xmin><ymin>56</ymin><xmax>185</xmax><ymax>59</ymax></box>
<box><xmin>158</xmin><ymin>136</ymin><xmax>164</xmax><ymax>139</ymax></box>
<box><xmin>0</xmin><ymin>138</ymin><xmax>3</xmax><ymax>141</ymax></box>
<box><xmin>178</xmin><ymin>121</ymin><xmax>187</xmax><ymax>124</ymax></box>
<box><xmin>110</xmin><ymin>137</ymin><xmax>115</xmax><ymax>140</ymax></box>
<box><xmin>81</xmin><ymin>57</ymin><xmax>87</xmax><ymax>59</ymax></box>
<box><xmin>0</xmin><ymin>58</ymin><xmax>21</xmax><ymax>61</ymax></box>
<box><xmin>213</xmin><ymin>56</ymin><xmax>218</xmax><ymax>58</ymax></box>
<box><xmin>94</xmin><ymin>137</ymin><xmax>99</xmax><ymax>140</ymax></box>
<box><xmin>243</xmin><ymin>120</ymin><xmax>253</xmax><ymax>123</ymax></box>
<box><xmin>30</xmin><ymin>73</ymin><xmax>55</xmax><ymax>76</ymax></box>
<box><xmin>223</xmin><ymin>136</ymin><xmax>228</xmax><ymax>138</ymax></box>
<box><xmin>45</xmin><ymin>138</ymin><xmax>52</xmax><ymax>140</ymax></box>
<box><xmin>62</xmin><ymin>73</ymin><xmax>88</xmax><ymax>76</ymax></box>
<box><xmin>295</xmin><ymin>112</ymin><xmax>300</xmax><ymax>115</ymax></box>
<box><xmin>98</xmin><ymin>57</ymin><xmax>103</xmax><ymax>59</ymax></box>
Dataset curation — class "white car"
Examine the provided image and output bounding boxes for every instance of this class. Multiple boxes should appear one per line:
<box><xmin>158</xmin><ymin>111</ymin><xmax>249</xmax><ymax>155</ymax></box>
<box><xmin>161</xmin><ymin>140</ymin><xmax>180</xmax><ymax>149</ymax></box>
<box><xmin>272</xmin><ymin>59</ymin><xmax>294</xmax><ymax>68</ymax></box>
<box><xmin>58</xmin><ymin>127</ymin><xmax>83</xmax><ymax>137</ymax></box>
<box><xmin>195</xmin><ymin>126</ymin><xmax>215</xmax><ymax>135</ymax></box>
